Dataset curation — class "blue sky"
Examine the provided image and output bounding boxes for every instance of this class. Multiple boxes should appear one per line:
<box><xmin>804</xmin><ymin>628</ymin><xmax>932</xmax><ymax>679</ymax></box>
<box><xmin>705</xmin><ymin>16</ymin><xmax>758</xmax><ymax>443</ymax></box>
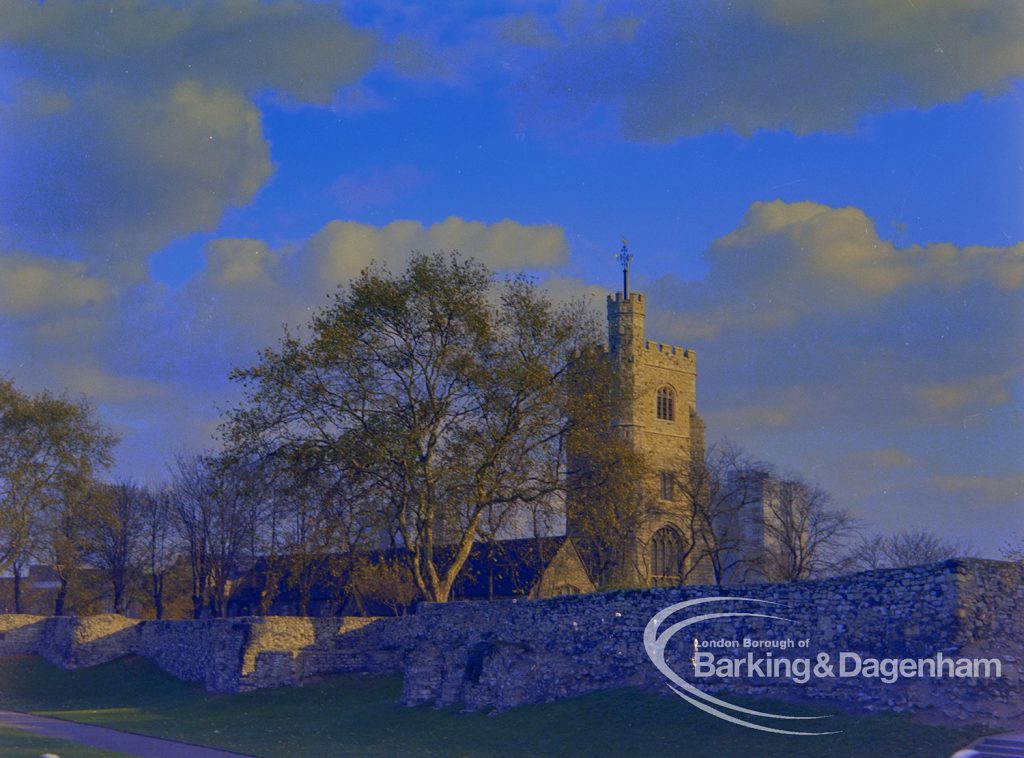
<box><xmin>0</xmin><ymin>1</ymin><xmax>1021</xmax><ymax>554</ymax></box>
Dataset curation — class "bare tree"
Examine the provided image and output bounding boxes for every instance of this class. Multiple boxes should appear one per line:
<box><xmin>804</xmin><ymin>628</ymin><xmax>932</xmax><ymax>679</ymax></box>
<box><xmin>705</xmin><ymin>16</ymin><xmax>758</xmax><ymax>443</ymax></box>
<box><xmin>138</xmin><ymin>485</ymin><xmax>177</xmax><ymax>619</ymax></box>
<box><xmin>759</xmin><ymin>477</ymin><xmax>857</xmax><ymax>581</ymax></box>
<box><xmin>674</xmin><ymin>444</ymin><xmax>768</xmax><ymax>586</ymax></box>
<box><xmin>85</xmin><ymin>480</ymin><xmax>146</xmax><ymax>614</ymax></box>
<box><xmin>848</xmin><ymin>528</ymin><xmax>973</xmax><ymax>571</ymax></box>
<box><xmin>849</xmin><ymin>532</ymin><xmax>890</xmax><ymax>571</ymax></box>
<box><xmin>1001</xmin><ymin>535</ymin><xmax>1024</xmax><ymax>563</ymax></box>
<box><xmin>275</xmin><ymin>465</ymin><xmax>354</xmax><ymax>615</ymax></box>
<box><xmin>170</xmin><ymin>452</ymin><xmax>251</xmax><ymax>619</ymax></box>
<box><xmin>45</xmin><ymin>482</ymin><xmax>102</xmax><ymax>616</ymax></box>
<box><xmin>169</xmin><ymin>453</ymin><xmax>209</xmax><ymax>618</ymax></box>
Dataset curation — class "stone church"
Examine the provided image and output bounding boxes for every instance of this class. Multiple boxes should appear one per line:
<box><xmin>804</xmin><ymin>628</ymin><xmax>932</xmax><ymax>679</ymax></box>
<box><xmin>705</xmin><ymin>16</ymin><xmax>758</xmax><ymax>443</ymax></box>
<box><xmin>567</xmin><ymin>249</ymin><xmax>712</xmax><ymax>586</ymax></box>
<box><xmin>225</xmin><ymin>252</ymin><xmax>722</xmax><ymax>617</ymax></box>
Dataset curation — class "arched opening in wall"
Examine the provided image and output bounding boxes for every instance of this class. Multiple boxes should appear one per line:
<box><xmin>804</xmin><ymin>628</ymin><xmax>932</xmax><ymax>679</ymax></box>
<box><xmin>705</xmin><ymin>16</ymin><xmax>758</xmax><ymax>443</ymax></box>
<box><xmin>551</xmin><ymin>584</ymin><xmax>581</xmax><ymax>597</ymax></box>
<box><xmin>650</xmin><ymin>525</ymin><xmax>683</xmax><ymax>581</ymax></box>
<box><xmin>657</xmin><ymin>386</ymin><xmax>675</xmax><ymax>421</ymax></box>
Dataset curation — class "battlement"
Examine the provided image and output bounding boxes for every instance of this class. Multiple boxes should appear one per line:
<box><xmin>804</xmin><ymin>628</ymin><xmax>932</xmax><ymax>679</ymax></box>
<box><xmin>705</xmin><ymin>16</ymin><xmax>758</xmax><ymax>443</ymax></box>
<box><xmin>608</xmin><ymin>292</ymin><xmax>644</xmax><ymax>304</ymax></box>
<box><xmin>644</xmin><ymin>340</ymin><xmax>693</xmax><ymax>359</ymax></box>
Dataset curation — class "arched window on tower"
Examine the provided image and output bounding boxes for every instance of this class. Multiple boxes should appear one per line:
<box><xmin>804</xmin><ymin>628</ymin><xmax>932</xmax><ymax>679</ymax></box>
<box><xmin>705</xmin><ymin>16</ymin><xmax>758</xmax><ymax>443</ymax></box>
<box><xmin>650</xmin><ymin>525</ymin><xmax>683</xmax><ymax>579</ymax></box>
<box><xmin>657</xmin><ymin>386</ymin><xmax>675</xmax><ymax>421</ymax></box>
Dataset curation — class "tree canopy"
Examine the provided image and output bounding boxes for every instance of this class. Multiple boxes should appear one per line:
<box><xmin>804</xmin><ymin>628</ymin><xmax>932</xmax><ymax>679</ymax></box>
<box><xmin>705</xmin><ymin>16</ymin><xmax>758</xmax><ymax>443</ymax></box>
<box><xmin>0</xmin><ymin>378</ymin><xmax>117</xmax><ymax>607</ymax></box>
<box><xmin>225</xmin><ymin>253</ymin><xmax>615</xmax><ymax>602</ymax></box>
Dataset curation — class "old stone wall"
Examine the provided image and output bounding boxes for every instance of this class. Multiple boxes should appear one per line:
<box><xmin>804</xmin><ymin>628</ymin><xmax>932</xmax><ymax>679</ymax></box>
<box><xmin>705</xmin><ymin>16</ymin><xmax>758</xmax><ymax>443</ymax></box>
<box><xmin>0</xmin><ymin>614</ymin><xmax>143</xmax><ymax>668</ymax></box>
<box><xmin>0</xmin><ymin>559</ymin><xmax>1019</xmax><ymax>724</ymax></box>
<box><xmin>239</xmin><ymin>616</ymin><xmax>413</xmax><ymax>690</ymax></box>
<box><xmin>138</xmin><ymin>618</ymin><xmax>250</xmax><ymax>691</ymax></box>
<box><xmin>401</xmin><ymin>559</ymin><xmax>1023</xmax><ymax>725</ymax></box>
<box><xmin>0</xmin><ymin>614</ymin><xmax>48</xmax><ymax>655</ymax></box>
<box><xmin>0</xmin><ymin>612</ymin><xmax>411</xmax><ymax>692</ymax></box>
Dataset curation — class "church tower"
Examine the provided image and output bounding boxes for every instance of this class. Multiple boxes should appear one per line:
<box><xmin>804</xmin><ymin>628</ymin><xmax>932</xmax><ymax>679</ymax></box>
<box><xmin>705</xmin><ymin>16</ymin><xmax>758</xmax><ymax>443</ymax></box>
<box><xmin>583</xmin><ymin>243</ymin><xmax>708</xmax><ymax>584</ymax></box>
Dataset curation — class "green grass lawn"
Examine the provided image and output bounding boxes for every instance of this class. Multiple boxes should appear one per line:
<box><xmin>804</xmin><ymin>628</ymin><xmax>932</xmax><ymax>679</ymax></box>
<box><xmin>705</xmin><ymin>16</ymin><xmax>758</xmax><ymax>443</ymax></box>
<box><xmin>0</xmin><ymin>724</ymin><xmax>129</xmax><ymax>757</ymax></box>
<box><xmin>0</xmin><ymin>655</ymin><xmax>986</xmax><ymax>757</ymax></box>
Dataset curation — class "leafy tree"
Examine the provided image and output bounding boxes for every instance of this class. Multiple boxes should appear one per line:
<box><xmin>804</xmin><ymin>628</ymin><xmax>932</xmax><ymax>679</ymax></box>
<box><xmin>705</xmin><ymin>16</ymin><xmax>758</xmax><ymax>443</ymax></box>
<box><xmin>566</xmin><ymin>436</ymin><xmax>650</xmax><ymax>588</ymax></box>
<box><xmin>0</xmin><ymin>379</ymin><xmax>117</xmax><ymax>614</ymax></box>
<box><xmin>2</xmin><ymin>383</ymin><xmax>108</xmax><ymax>572</ymax></box>
<box><xmin>226</xmin><ymin>253</ymin><xmax>612</xmax><ymax>602</ymax></box>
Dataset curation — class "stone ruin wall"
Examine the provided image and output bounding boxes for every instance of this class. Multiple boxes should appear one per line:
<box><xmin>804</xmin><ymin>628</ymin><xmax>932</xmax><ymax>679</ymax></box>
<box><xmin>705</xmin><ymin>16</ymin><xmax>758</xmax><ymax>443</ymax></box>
<box><xmin>402</xmin><ymin>558</ymin><xmax>1023</xmax><ymax>725</ymax></box>
<box><xmin>0</xmin><ymin>612</ymin><xmax>413</xmax><ymax>692</ymax></box>
<box><xmin>0</xmin><ymin>559</ymin><xmax>1020</xmax><ymax>725</ymax></box>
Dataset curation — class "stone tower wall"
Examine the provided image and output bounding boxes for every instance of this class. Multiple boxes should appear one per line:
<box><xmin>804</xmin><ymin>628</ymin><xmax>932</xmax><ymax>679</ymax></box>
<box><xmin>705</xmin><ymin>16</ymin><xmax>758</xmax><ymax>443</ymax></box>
<box><xmin>605</xmin><ymin>291</ymin><xmax>708</xmax><ymax>583</ymax></box>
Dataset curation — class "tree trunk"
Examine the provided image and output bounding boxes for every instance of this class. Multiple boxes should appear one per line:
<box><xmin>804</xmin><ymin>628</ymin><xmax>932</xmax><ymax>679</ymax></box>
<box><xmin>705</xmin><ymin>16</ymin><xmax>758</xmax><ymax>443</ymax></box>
<box><xmin>299</xmin><ymin>575</ymin><xmax>312</xmax><ymax>618</ymax></box>
<box><xmin>191</xmin><ymin>566</ymin><xmax>208</xmax><ymax>618</ymax></box>
<box><xmin>352</xmin><ymin>588</ymin><xmax>366</xmax><ymax>616</ymax></box>
<box><xmin>258</xmin><ymin>564</ymin><xmax>280</xmax><ymax>616</ymax></box>
<box><xmin>151</xmin><ymin>573</ymin><xmax>164</xmax><ymax>619</ymax></box>
<box><xmin>54</xmin><ymin>577</ymin><xmax>68</xmax><ymax>616</ymax></box>
<box><xmin>430</xmin><ymin>577</ymin><xmax>453</xmax><ymax>603</ymax></box>
<box><xmin>12</xmin><ymin>565</ymin><xmax>22</xmax><ymax>613</ymax></box>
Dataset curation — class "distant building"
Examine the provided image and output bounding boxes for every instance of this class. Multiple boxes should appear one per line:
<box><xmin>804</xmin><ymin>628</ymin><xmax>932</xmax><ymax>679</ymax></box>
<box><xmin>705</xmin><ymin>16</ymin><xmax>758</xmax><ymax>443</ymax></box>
<box><xmin>0</xmin><ymin>564</ymin><xmax>110</xmax><ymax>615</ymax></box>
<box><xmin>717</xmin><ymin>470</ymin><xmax>813</xmax><ymax>584</ymax></box>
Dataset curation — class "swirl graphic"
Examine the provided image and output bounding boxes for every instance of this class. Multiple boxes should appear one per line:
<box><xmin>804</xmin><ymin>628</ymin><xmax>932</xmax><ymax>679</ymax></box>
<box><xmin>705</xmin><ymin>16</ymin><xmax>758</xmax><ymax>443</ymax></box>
<box><xmin>643</xmin><ymin>596</ymin><xmax>839</xmax><ymax>735</ymax></box>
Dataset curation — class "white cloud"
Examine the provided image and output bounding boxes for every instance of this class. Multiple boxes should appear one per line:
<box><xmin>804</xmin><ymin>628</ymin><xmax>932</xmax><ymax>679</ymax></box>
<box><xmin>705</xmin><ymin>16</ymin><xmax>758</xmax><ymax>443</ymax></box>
<box><xmin>2</xmin><ymin>81</ymin><xmax>273</xmax><ymax>265</ymax></box>
<box><xmin>657</xmin><ymin>200</ymin><xmax>1024</xmax><ymax>339</ymax></box>
<box><xmin>302</xmin><ymin>217</ymin><xmax>568</xmax><ymax>286</ymax></box>
<box><xmin>0</xmin><ymin>0</ymin><xmax>378</xmax><ymax>263</ymax></box>
<box><xmin>2</xmin><ymin>203</ymin><xmax>1019</xmax><ymax>552</ymax></box>
<box><xmin>512</xmin><ymin>0</ymin><xmax>1024</xmax><ymax>139</ymax></box>
<box><xmin>0</xmin><ymin>0</ymin><xmax>377</xmax><ymax>103</ymax></box>
<box><xmin>0</xmin><ymin>252</ymin><xmax>112</xmax><ymax>315</ymax></box>
<box><xmin>636</xmin><ymin>199</ymin><xmax>1022</xmax><ymax>553</ymax></box>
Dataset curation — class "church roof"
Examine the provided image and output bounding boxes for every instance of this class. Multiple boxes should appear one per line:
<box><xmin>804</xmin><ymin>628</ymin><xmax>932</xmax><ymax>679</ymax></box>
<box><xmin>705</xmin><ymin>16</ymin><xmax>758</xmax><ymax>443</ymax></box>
<box><xmin>227</xmin><ymin>535</ymin><xmax>576</xmax><ymax>613</ymax></box>
<box><xmin>451</xmin><ymin>536</ymin><xmax>569</xmax><ymax>599</ymax></box>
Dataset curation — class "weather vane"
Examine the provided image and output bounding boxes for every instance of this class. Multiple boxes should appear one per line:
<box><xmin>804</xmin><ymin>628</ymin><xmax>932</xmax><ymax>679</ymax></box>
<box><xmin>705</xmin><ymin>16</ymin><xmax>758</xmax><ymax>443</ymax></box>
<box><xmin>617</xmin><ymin>239</ymin><xmax>633</xmax><ymax>298</ymax></box>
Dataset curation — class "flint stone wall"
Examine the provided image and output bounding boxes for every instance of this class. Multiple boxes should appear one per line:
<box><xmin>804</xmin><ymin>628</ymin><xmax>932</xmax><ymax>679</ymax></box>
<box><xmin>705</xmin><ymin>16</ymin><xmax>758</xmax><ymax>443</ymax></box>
<box><xmin>0</xmin><ymin>614</ymin><xmax>142</xmax><ymax>668</ymax></box>
<box><xmin>0</xmin><ymin>612</ymin><xmax>412</xmax><ymax>692</ymax></box>
<box><xmin>401</xmin><ymin>559</ymin><xmax>1023</xmax><ymax>725</ymax></box>
<box><xmin>0</xmin><ymin>559</ymin><xmax>1020</xmax><ymax>724</ymax></box>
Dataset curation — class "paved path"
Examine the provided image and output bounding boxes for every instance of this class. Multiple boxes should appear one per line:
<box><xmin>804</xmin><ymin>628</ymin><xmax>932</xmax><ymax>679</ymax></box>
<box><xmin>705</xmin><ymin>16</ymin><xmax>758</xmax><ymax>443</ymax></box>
<box><xmin>0</xmin><ymin>710</ymin><xmax>253</xmax><ymax>757</ymax></box>
<box><xmin>952</xmin><ymin>731</ymin><xmax>1024</xmax><ymax>757</ymax></box>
